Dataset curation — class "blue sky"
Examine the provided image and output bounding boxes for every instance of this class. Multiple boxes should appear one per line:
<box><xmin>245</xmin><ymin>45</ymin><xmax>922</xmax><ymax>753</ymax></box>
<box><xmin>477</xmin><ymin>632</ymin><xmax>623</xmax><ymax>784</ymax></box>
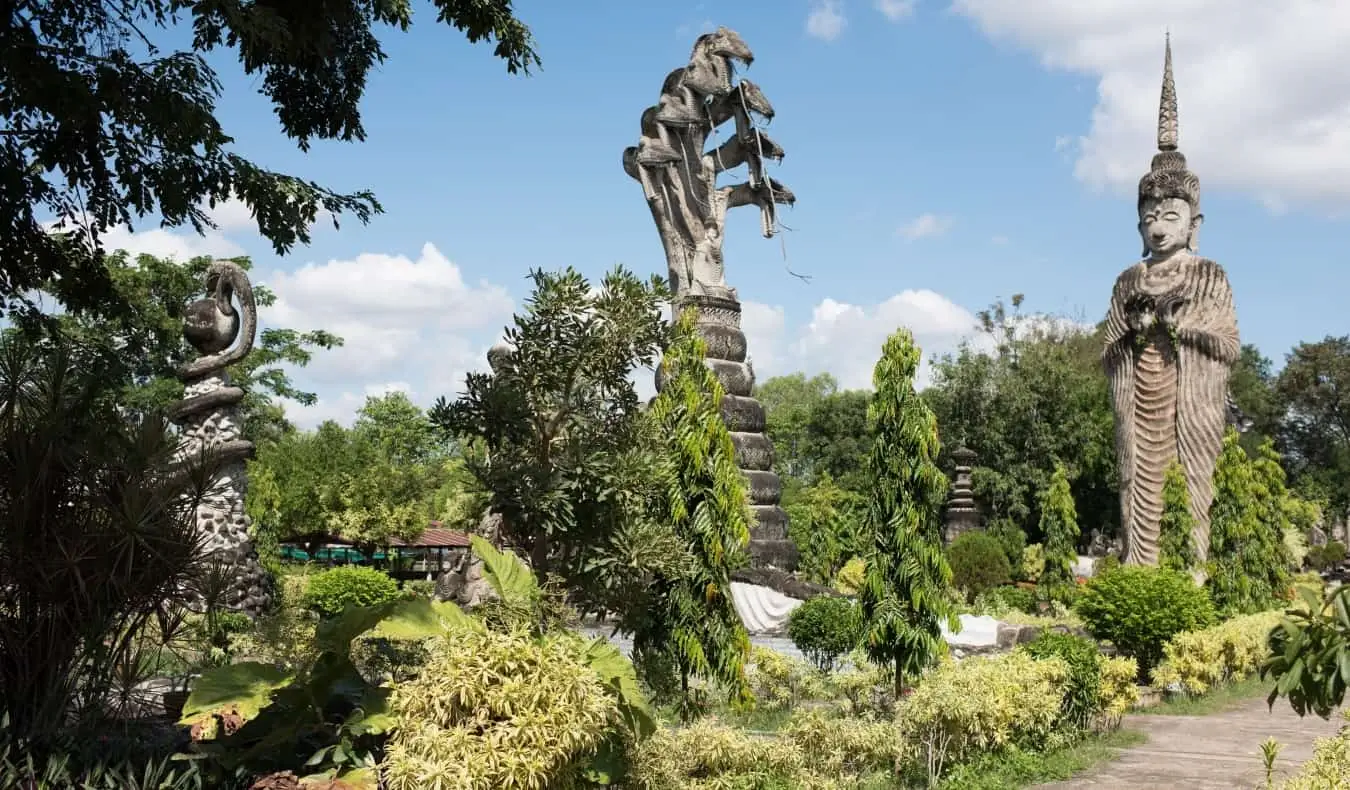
<box><xmin>108</xmin><ymin>0</ymin><xmax>1350</xmax><ymax>427</ymax></box>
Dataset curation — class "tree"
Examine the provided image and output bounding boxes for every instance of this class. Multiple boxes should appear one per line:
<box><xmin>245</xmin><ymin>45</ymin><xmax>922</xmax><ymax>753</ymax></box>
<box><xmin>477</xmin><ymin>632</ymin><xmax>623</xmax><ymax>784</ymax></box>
<box><xmin>925</xmin><ymin>297</ymin><xmax>1116</xmax><ymax>543</ymax></box>
<box><xmin>1276</xmin><ymin>336</ymin><xmax>1350</xmax><ymax>522</ymax></box>
<box><xmin>803</xmin><ymin>389</ymin><xmax>873</xmax><ymax>494</ymax></box>
<box><xmin>1248</xmin><ymin>437</ymin><xmax>1294</xmax><ymax>596</ymax></box>
<box><xmin>784</xmin><ymin>472</ymin><xmax>866</xmax><ymax>586</ymax></box>
<box><xmin>756</xmin><ymin>372</ymin><xmax>838</xmax><ymax>481</ymax></box>
<box><xmin>247</xmin><ymin>421</ymin><xmax>359</xmax><ymax>549</ymax></box>
<box><xmin>47</xmin><ymin>252</ymin><xmax>340</xmax><ymax>440</ymax></box>
<box><xmin>352</xmin><ymin>391</ymin><xmax>445</xmax><ymax>467</ymax></box>
<box><xmin>0</xmin><ymin>330</ymin><xmax>212</xmax><ymax>751</ymax></box>
<box><xmin>631</xmin><ymin>309</ymin><xmax>753</xmax><ymax>713</ymax></box>
<box><xmin>429</xmin><ymin>267</ymin><xmax>677</xmax><ymax>616</ymax></box>
<box><xmin>1038</xmin><ymin>462</ymin><xmax>1079</xmax><ymax>591</ymax></box>
<box><xmin>1207</xmin><ymin>429</ymin><xmax>1278</xmax><ymax>615</ymax></box>
<box><xmin>1</xmin><ymin>0</ymin><xmax>538</xmax><ymax>319</ymax></box>
<box><xmin>858</xmin><ymin>329</ymin><xmax>957</xmax><ymax>695</ymax></box>
<box><xmin>1158</xmin><ymin>460</ymin><xmax>1196</xmax><ymax>572</ymax></box>
<box><xmin>1228</xmin><ymin>344</ymin><xmax>1282</xmax><ymax>450</ymax></box>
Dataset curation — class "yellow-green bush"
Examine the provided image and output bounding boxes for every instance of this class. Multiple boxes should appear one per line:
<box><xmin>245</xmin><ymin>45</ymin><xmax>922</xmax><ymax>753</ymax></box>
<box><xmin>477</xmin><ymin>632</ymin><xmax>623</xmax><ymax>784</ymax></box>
<box><xmin>745</xmin><ymin>646</ymin><xmax>830</xmax><ymax>710</ymax></box>
<box><xmin>627</xmin><ymin>712</ymin><xmax>899</xmax><ymax>790</ymax></box>
<box><xmin>626</xmin><ymin>719</ymin><xmax>806</xmax><ymax>790</ymax></box>
<box><xmin>228</xmin><ymin>570</ymin><xmax>318</xmax><ymax>672</ymax></box>
<box><xmin>1150</xmin><ymin>610</ymin><xmax>1283</xmax><ymax>696</ymax></box>
<box><xmin>825</xmin><ymin>652</ymin><xmax>894</xmax><ymax>719</ymax></box>
<box><xmin>834</xmin><ymin>557</ymin><xmax>866</xmax><ymax>595</ymax></box>
<box><xmin>781</xmin><ymin>709</ymin><xmax>901</xmax><ymax>779</ymax></box>
<box><xmin>1098</xmin><ymin>656</ymin><xmax>1140</xmax><ymax>728</ymax></box>
<box><xmin>382</xmin><ymin>628</ymin><xmax>621</xmax><ymax>790</ymax></box>
<box><xmin>1280</xmin><ymin>710</ymin><xmax>1349</xmax><ymax>790</ymax></box>
<box><xmin>896</xmin><ymin>652</ymin><xmax>1070</xmax><ymax>780</ymax></box>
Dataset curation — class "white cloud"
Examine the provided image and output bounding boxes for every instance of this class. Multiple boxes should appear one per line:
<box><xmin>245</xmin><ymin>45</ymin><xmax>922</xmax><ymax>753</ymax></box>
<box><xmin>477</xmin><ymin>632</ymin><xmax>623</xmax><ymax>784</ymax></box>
<box><xmin>897</xmin><ymin>213</ymin><xmax>954</xmax><ymax>241</ymax></box>
<box><xmin>806</xmin><ymin>0</ymin><xmax>847</xmax><ymax>42</ymax></box>
<box><xmin>97</xmin><ymin>224</ymin><xmax>245</xmax><ymax>260</ymax></box>
<box><xmin>260</xmin><ymin>242</ymin><xmax>515</xmax><ymax>427</ymax></box>
<box><xmin>875</xmin><ymin>0</ymin><xmax>916</xmax><ymax>21</ymax></box>
<box><xmin>742</xmin><ymin>290</ymin><xmax>979</xmax><ymax>391</ymax></box>
<box><xmin>951</xmin><ymin>0</ymin><xmax>1350</xmax><ymax>207</ymax></box>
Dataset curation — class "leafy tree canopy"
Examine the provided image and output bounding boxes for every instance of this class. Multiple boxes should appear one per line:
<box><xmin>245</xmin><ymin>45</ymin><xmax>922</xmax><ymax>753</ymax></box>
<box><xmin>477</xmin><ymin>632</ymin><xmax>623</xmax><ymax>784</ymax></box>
<box><xmin>1</xmin><ymin>0</ymin><xmax>538</xmax><ymax>319</ymax></box>
<box><xmin>42</xmin><ymin>252</ymin><xmax>339</xmax><ymax>440</ymax></box>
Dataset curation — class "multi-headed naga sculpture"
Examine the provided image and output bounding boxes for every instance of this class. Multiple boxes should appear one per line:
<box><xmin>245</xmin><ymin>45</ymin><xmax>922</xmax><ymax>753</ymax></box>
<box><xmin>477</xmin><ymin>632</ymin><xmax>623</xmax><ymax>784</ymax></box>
<box><xmin>172</xmin><ymin>261</ymin><xmax>273</xmax><ymax>615</ymax></box>
<box><xmin>1102</xmin><ymin>36</ymin><xmax>1240</xmax><ymax>567</ymax></box>
<box><xmin>624</xmin><ymin>28</ymin><xmax>798</xmax><ymax>569</ymax></box>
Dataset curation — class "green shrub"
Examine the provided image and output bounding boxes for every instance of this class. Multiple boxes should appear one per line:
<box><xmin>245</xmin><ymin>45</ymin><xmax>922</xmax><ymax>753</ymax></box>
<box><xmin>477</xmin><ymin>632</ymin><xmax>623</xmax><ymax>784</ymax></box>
<box><xmin>1151</xmin><ymin>610</ymin><xmax>1284</xmax><ymax>696</ymax></box>
<box><xmin>787</xmin><ymin>596</ymin><xmax>862</xmax><ymax>673</ymax></box>
<box><xmin>833</xmin><ymin>556</ymin><xmax>866</xmax><ymax>595</ymax></box>
<box><xmin>1022</xmin><ymin>543</ymin><xmax>1046</xmax><ymax>583</ymax></box>
<box><xmin>302</xmin><ymin>565</ymin><xmax>400</xmax><ymax>617</ymax></box>
<box><xmin>974</xmin><ymin>585</ymin><xmax>1036</xmax><ymax>617</ymax></box>
<box><xmin>1093</xmin><ymin>554</ymin><xmax>1121</xmax><ymax>576</ymax></box>
<box><xmin>1280</xmin><ymin>710</ymin><xmax>1350</xmax><ymax>790</ymax></box>
<box><xmin>1308</xmin><ymin>541</ymin><xmax>1347</xmax><ymax>571</ymax></box>
<box><xmin>746</xmin><ymin>647</ymin><xmax>831</xmax><ymax>711</ymax></box>
<box><xmin>988</xmin><ymin>518</ymin><xmax>1028</xmax><ymax>580</ymax></box>
<box><xmin>402</xmin><ymin>578</ymin><xmax>436</xmax><ymax>598</ymax></box>
<box><xmin>1075</xmin><ymin>565</ymin><xmax>1215</xmax><ymax>673</ymax></box>
<box><xmin>897</xmin><ymin>652</ymin><xmax>1070</xmax><ymax>783</ymax></box>
<box><xmin>1019</xmin><ymin>631</ymin><xmax>1102</xmax><ymax>734</ymax></box>
<box><xmin>947</xmin><ymin>532</ymin><xmax>1013</xmax><ymax>602</ymax></box>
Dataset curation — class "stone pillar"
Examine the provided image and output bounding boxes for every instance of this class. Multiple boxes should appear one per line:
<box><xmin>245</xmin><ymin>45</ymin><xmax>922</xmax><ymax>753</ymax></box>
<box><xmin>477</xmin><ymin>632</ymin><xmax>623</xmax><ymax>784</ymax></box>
<box><xmin>662</xmin><ymin>294</ymin><xmax>797</xmax><ymax>570</ymax></box>
<box><xmin>943</xmin><ymin>445</ymin><xmax>983</xmax><ymax>545</ymax></box>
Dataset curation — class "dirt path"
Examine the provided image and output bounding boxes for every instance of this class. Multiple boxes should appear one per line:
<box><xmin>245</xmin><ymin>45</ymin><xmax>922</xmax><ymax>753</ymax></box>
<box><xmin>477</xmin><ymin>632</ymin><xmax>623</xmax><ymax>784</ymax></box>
<box><xmin>1038</xmin><ymin>697</ymin><xmax>1345</xmax><ymax>789</ymax></box>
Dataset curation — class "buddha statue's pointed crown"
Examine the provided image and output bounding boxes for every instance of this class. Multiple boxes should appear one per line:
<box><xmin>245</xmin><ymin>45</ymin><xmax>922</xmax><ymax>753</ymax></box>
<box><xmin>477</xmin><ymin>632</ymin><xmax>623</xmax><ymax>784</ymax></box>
<box><xmin>1138</xmin><ymin>33</ymin><xmax>1200</xmax><ymax>211</ymax></box>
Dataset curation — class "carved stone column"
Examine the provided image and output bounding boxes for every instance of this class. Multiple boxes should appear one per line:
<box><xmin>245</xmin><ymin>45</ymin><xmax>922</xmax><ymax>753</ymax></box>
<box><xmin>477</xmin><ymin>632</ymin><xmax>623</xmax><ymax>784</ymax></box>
<box><xmin>662</xmin><ymin>293</ymin><xmax>797</xmax><ymax>569</ymax></box>
<box><xmin>943</xmin><ymin>445</ymin><xmax>983</xmax><ymax>545</ymax></box>
<box><xmin>172</xmin><ymin>261</ymin><xmax>273</xmax><ymax>617</ymax></box>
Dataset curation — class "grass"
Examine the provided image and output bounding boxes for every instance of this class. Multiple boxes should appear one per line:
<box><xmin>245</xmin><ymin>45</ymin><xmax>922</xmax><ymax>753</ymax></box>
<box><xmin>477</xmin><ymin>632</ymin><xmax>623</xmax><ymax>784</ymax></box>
<box><xmin>1149</xmin><ymin>674</ymin><xmax>1273</xmax><ymax>716</ymax></box>
<box><xmin>937</xmin><ymin>728</ymin><xmax>1148</xmax><ymax>789</ymax></box>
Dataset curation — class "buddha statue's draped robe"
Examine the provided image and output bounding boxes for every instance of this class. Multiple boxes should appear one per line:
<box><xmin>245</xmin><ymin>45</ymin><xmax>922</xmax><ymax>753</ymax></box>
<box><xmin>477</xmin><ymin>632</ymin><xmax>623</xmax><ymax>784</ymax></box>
<box><xmin>1102</xmin><ymin>254</ymin><xmax>1239</xmax><ymax>565</ymax></box>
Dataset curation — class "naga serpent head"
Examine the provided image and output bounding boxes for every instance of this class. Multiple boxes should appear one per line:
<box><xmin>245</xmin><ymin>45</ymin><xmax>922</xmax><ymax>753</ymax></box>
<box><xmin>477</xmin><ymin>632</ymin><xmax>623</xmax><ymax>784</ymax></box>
<box><xmin>698</xmin><ymin>27</ymin><xmax>754</xmax><ymax>66</ymax></box>
<box><xmin>182</xmin><ymin>261</ymin><xmax>255</xmax><ymax>366</ymax></box>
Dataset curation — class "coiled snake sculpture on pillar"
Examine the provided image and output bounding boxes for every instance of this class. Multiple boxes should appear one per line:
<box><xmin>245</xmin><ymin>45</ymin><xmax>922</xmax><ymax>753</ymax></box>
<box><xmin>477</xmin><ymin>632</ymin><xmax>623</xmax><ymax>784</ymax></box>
<box><xmin>171</xmin><ymin>261</ymin><xmax>273</xmax><ymax>616</ymax></box>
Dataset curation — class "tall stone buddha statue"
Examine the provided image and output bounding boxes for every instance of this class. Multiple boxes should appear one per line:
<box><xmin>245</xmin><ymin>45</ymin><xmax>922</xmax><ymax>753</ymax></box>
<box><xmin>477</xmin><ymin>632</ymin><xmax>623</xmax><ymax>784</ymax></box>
<box><xmin>1102</xmin><ymin>36</ymin><xmax>1240</xmax><ymax>567</ymax></box>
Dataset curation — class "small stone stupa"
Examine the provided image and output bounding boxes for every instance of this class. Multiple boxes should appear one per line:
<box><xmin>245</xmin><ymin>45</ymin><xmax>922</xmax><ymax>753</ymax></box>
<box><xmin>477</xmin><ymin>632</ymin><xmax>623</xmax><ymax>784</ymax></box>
<box><xmin>943</xmin><ymin>446</ymin><xmax>983</xmax><ymax>544</ymax></box>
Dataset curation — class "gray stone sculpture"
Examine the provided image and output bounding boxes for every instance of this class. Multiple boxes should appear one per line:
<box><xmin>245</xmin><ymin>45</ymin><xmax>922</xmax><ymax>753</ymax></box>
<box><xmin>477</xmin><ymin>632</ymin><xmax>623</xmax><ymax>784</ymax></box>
<box><xmin>625</xmin><ymin>28</ymin><xmax>797</xmax><ymax>569</ymax></box>
<box><xmin>171</xmin><ymin>261</ymin><xmax>272</xmax><ymax>616</ymax></box>
<box><xmin>943</xmin><ymin>446</ymin><xmax>983</xmax><ymax>544</ymax></box>
<box><xmin>1102</xmin><ymin>36</ymin><xmax>1240</xmax><ymax>567</ymax></box>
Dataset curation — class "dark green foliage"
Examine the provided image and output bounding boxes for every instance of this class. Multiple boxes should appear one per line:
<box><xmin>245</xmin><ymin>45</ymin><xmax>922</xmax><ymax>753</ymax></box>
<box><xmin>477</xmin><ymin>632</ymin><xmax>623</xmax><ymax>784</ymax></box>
<box><xmin>0</xmin><ymin>330</ymin><xmax>213</xmax><ymax>752</ymax></box>
<box><xmin>303</xmin><ymin>566</ymin><xmax>400</xmax><ymax>617</ymax></box>
<box><xmin>947</xmin><ymin>532</ymin><xmax>1012</xmax><ymax>603</ymax></box>
<box><xmin>1262</xmin><ymin>584</ymin><xmax>1350</xmax><ymax>719</ymax></box>
<box><xmin>1207</xmin><ymin>430</ymin><xmax>1288</xmax><ymax>616</ymax></box>
<box><xmin>1</xmin><ymin>0</ymin><xmax>537</xmax><ymax>320</ymax></box>
<box><xmin>1307</xmin><ymin>541</ymin><xmax>1347</xmax><ymax>571</ymax></box>
<box><xmin>979</xmin><ymin>585</ymin><xmax>1037</xmax><ymax>615</ymax></box>
<box><xmin>987</xmin><ymin>518</ymin><xmax>1029</xmax><ymax>580</ymax></box>
<box><xmin>1020</xmin><ymin>631</ymin><xmax>1103</xmax><ymax>733</ymax></box>
<box><xmin>786</xmin><ymin>596</ymin><xmax>862</xmax><ymax>673</ymax></box>
<box><xmin>924</xmin><ymin>296</ymin><xmax>1117</xmax><ymax>545</ymax></box>
<box><xmin>429</xmin><ymin>267</ymin><xmax>679</xmax><ymax>617</ymax></box>
<box><xmin>784</xmin><ymin>472</ymin><xmax>866</xmax><ymax>586</ymax></box>
<box><xmin>0</xmin><ymin>723</ymin><xmax>204</xmax><ymax>789</ymax></box>
<box><xmin>1275</xmin><ymin>336</ymin><xmax>1350</xmax><ymax>524</ymax></box>
<box><xmin>1075</xmin><ymin>566</ymin><xmax>1215</xmax><ymax>673</ymax></box>
<box><xmin>631</xmin><ymin>308</ymin><xmax>752</xmax><ymax>708</ymax></box>
<box><xmin>54</xmin><ymin>253</ymin><xmax>340</xmax><ymax>442</ymax></box>
<box><xmin>1038</xmin><ymin>462</ymin><xmax>1080</xmax><ymax>592</ymax></box>
<box><xmin>859</xmin><ymin>329</ymin><xmax>957</xmax><ymax>694</ymax></box>
<box><xmin>1158</xmin><ymin>460</ymin><xmax>1196</xmax><ymax>572</ymax></box>
<box><xmin>756</xmin><ymin>372</ymin><xmax>838</xmax><ymax>481</ymax></box>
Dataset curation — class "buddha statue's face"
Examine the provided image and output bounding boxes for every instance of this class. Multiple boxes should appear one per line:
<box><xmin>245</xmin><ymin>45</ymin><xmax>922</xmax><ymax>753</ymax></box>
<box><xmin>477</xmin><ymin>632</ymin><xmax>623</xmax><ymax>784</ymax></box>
<box><xmin>1138</xmin><ymin>197</ymin><xmax>1202</xmax><ymax>259</ymax></box>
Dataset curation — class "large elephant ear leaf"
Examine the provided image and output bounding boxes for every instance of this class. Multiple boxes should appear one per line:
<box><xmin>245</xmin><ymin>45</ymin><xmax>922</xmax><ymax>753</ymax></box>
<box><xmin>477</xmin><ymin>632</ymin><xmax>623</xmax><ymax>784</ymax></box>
<box><xmin>471</xmin><ymin>534</ymin><xmax>538</xmax><ymax>605</ymax></box>
<box><xmin>583</xmin><ymin>637</ymin><xmax>657</xmax><ymax>738</ymax></box>
<box><xmin>179</xmin><ymin>661</ymin><xmax>294</xmax><ymax>733</ymax></box>
<box><xmin>366</xmin><ymin>597</ymin><xmax>484</xmax><ymax>641</ymax></box>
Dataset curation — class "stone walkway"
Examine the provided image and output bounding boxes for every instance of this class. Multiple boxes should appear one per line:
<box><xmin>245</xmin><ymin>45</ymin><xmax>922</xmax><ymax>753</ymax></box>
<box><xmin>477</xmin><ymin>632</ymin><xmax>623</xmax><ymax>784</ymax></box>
<box><xmin>1038</xmin><ymin>696</ymin><xmax>1345</xmax><ymax>789</ymax></box>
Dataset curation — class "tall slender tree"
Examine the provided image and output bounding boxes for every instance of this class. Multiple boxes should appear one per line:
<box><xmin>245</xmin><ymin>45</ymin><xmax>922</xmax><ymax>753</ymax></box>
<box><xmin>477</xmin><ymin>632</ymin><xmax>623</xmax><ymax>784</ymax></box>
<box><xmin>1158</xmin><ymin>460</ymin><xmax>1197</xmax><ymax>572</ymax></box>
<box><xmin>1207</xmin><ymin>429</ymin><xmax>1271</xmax><ymax>614</ymax></box>
<box><xmin>1038</xmin><ymin>462</ymin><xmax>1080</xmax><ymax>590</ymax></box>
<box><xmin>859</xmin><ymin>329</ymin><xmax>956</xmax><ymax>695</ymax></box>
<box><xmin>631</xmin><ymin>309</ymin><xmax>752</xmax><ymax>713</ymax></box>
